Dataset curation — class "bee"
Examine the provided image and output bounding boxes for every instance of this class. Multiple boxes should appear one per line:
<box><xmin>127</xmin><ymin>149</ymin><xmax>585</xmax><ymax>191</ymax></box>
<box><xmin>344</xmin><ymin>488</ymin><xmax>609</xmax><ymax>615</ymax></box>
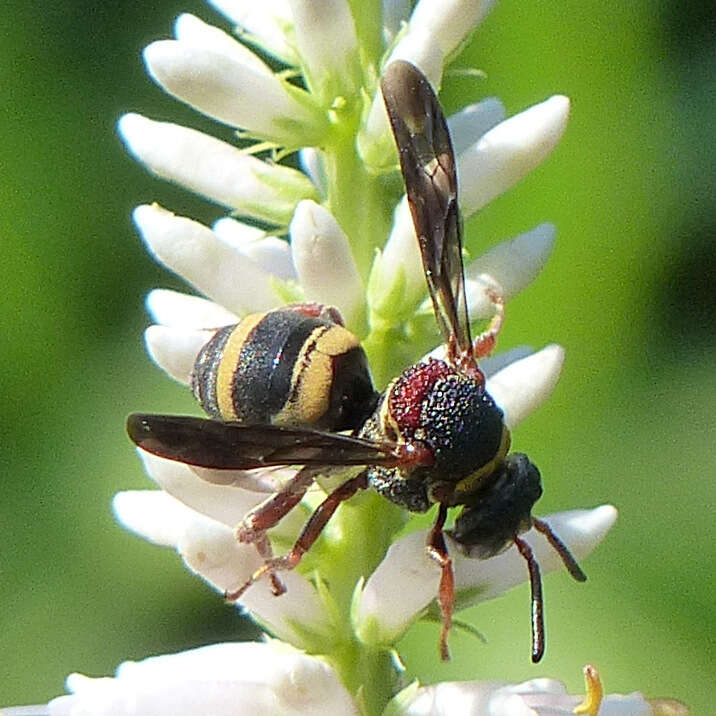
<box><xmin>128</xmin><ymin>59</ymin><xmax>586</xmax><ymax>663</ymax></box>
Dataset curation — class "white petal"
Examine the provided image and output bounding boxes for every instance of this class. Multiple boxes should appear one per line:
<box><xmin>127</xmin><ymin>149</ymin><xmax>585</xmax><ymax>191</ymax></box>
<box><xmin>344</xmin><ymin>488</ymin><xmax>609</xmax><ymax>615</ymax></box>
<box><xmin>394</xmin><ymin>677</ymin><xmax>651</xmax><ymax>716</ymax></box>
<box><xmin>136</xmin><ymin>450</ymin><xmax>268</xmax><ymax>528</ymax></box>
<box><xmin>113</xmin><ymin>487</ymin><xmax>262</xmax><ymax>586</ymax></box>
<box><xmin>175</xmin><ymin>518</ymin><xmax>332</xmax><ymax>641</ymax></box>
<box><xmin>368</xmin><ymin>197</ymin><xmax>424</xmax><ymax>319</ymax></box>
<box><xmin>486</xmin><ymin>344</ymin><xmax>565</xmax><ymax>429</ymax></box>
<box><xmin>384</xmin><ymin>27</ymin><xmax>445</xmax><ymax>87</ymax></box>
<box><xmin>389</xmin><ymin>679</ymin><xmax>506</xmax><ymax>716</ymax></box>
<box><xmin>213</xmin><ymin>218</ymin><xmax>296</xmax><ymax>281</ymax></box>
<box><xmin>290</xmin><ymin>200</ymin><xmax>365</xmax><ymax>327</ymax></box>
<box><xmin>289</xmin><ymin>0</ymin><xmax>360</xmax><ymax>102</ymax></box>
<box><xmin>208</xmin><ymin>0</ymin><xmax>299</xmax><ymax>65</ymax></box>
<box><xmin>447</xmin><ymin>97</ymin><xmax>506</xmax><ymax>155</ymax></box>
<box><xmin>48</xmin><ymin>642</ymin><xmax>359</xmax><ymax>716</ymax></box>
<box><xmin>299</xmin><ymin>147</ymin><xmax>327</xmax><ymax>197</ymax></box>
<box><xmin>211</xmin><ymin>216</ymin><xmax>267</xmax><ymax>245</ymax></box>
<box><xmin>240</xmin><ymin>571</ymin><xmax>336</xmax><ymax>646</ymax></box>
<box><xmin>464</xmin><ymin>223</ymin><xmax>556</xmax><ymax>317</ymax></box>
<box><xmin>176</xmin><ymin>513</ymin><xmax>263</xmax><ymax>592</ymax></box>
<box><xmin>118</xmin><ymin>114</ymin><xmax>315</xmax><ymax>224</ymax></box>
<box><xmin>113</xmin><ymin>490</ymin><xmax>197</xmax><ymax>548</ymax></box>
<box><xmin>479</xmin><ymin>346</ymin><xmax>535</xmax><ymax>377</ymax></box>
<box><xmin>458</xmin><ymin>96</ymin><xmax>571</xmax><ymax>217</ymax></box>
<box><xmin>409</xmin><ymin>0</ymin><xmax>497</xmax><ymax>57</ymax></box>
<box><xmin>173</xmin><ymin>13</ymin><xmax>271</xmax><ymax>74</ymax></box>
<box><xmin>133</xmin><ymin>204</ymin><xmax>280</xmax><ymax>314</ymax></box>
<box><xmin>146</xmin><ymin>289</ymin><xmax>238</xmax><ymax>329</ymax></box>
<box><xmin>143</xmin><ymin>41</ymin><xmax>324</xmax><ymax>145</ymax></box>
<box><xmin>144</xmin><ymin>325</ymin><xmax>211</xmax><ymax>385</ymax></box>
<box><xmin>354</xmin><ymin>506</ymin><xmax>616</xmax><ymax>646</ymax></box>
<box><xmin>353</xmin><ymin>529</ymin><xmax>441</xmax><ymax>645</ymax></box>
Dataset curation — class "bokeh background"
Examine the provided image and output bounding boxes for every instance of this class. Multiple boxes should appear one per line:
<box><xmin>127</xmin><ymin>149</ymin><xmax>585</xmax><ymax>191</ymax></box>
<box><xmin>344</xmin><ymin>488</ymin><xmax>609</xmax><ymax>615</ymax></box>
<box><xmin>2</xmin><ymin>0</ymin><xmax>714</xmax><ymax>712</ymax></box>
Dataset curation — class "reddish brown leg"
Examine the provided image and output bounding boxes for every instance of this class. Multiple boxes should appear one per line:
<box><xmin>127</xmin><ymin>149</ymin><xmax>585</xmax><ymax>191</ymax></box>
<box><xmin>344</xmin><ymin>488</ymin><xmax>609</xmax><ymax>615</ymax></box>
<box><xmin>533</xmin><ymin>517</ymin><xmax>587</xmax><ymax>582</ymax></box>
<box><xmin>236</xmin><ymin>466</ymin><xmax>322</xmax><ymax>544</ymax></box>
<box><xmin>253</xmin><ymin>533</ymin><xmax>286</xmax><ymax>596</ymax></box>
<box><xmin>225</xmin><ymin>472</ymin><xmax>369</xmax><ymax>601</ymax></box>
<box><xmin>472</xmin><ymin>285</ymin><xmax>505</xmax><ymax>359</ymax></box>
<box><xmin>230</xmin><ymin>466</ymin><xmax>323</xmax><ymax>600</ymax></box>
<box><xmin>426</xmin><ymin>503</ymin><xmax>455</xmax><ymax>661</ymax></box>
<box><xmin>514</xmin><ymin>535</ymin><xmax>545</xmax><ymax>663</ymax></box>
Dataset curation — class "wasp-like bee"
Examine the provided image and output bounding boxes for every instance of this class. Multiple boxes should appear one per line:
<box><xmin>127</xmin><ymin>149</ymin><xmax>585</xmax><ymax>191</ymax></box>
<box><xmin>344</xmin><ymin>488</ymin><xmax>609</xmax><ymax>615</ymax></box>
<box><xmin>128</xmin><ymin>60</ymin><xmax>585</xmax><ymax>663</ymax></box>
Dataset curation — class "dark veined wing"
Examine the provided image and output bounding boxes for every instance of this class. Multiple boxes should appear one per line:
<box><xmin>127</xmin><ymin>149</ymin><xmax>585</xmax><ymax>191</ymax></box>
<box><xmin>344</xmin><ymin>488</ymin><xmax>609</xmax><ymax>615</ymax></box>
<box><xmin>127</xmin><ymin>413</ymin><xmax>403</xmax><ymax>470</ymax></box>
<box><xmin>381</xmin><ymin>60</ymin><xmax>472</xmax><ymax>357</ymax></box>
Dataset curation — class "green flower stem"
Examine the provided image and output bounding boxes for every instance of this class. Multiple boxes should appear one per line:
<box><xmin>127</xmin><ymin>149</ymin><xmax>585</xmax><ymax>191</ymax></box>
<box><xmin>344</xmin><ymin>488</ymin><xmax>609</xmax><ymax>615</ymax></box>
<box><xmin>363</xmin><ymin>323</ymin><xmax>418</xmax><ymax>390</ymax></box>
<box><xmin>326</xmin><ymin>642</ymin><xmax>396</xmax><ymax>716</ymax></box>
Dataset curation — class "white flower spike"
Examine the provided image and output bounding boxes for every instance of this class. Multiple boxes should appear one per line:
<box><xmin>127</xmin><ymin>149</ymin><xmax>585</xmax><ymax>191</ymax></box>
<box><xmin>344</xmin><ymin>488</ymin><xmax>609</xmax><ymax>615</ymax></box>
<box><xmin>79</xmin><ymin>0</ymin><xmax>653</xmax><ymax>712</ymax></box>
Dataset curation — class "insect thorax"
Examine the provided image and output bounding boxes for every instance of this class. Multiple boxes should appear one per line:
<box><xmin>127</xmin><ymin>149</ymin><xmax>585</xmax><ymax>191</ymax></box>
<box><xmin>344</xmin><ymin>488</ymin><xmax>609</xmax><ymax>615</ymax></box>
<box><xmin>363</xmin><ymin>359</ymin><xmax>509</xmax><ymax>513</ymax></box>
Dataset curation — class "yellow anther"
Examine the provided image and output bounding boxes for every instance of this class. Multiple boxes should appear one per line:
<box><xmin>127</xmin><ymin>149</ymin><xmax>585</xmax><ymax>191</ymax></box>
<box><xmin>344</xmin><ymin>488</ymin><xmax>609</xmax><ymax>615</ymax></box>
<box><xmin>574</xmin><ymin>664</ymin><xmax>604</xmax><ymax>716</ymax></box>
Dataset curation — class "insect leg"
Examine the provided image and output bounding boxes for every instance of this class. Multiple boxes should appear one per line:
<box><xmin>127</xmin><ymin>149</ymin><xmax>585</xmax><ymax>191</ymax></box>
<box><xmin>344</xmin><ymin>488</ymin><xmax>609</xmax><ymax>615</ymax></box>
<box><xmin>533</xmin><ymin>517</ymin><xmax>588</xmax><ymax>582</ymax></box>
<box><xmin>236</xmin><ymin>465</ymin><xmax>322</xmax><ymax>544</ymax></box>
<box><xmin>253</xmin><ymin>532</ymin><xmax>286</xmax><ymax>596</ymax></box>
<box><xmin>514</xmin><ymin>534</ymin><xmax>545</xmax><ymax>663</ymax></box>
<box><xmin>426</xmin><ymin>503</ymin><xmax>455</xmax><ymax>661</ymax></box>
<box><xmin>232</xmin><ymin>466</ymin><xmax>323</xmax><ymax>597</ymax></box>
<box><xmin>225</xmin><ymin>471</ymin><xmax>369</xmax><ymax>601</ymax></box>
<box><xmin>472</xmin><ymin>283</ymin><xmax>505</xmax><ymax>359</ymax></box>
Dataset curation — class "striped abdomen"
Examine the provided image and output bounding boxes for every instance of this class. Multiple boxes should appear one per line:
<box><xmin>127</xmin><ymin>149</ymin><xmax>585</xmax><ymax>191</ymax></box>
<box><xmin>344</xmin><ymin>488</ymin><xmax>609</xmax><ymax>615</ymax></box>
<box><xmin>192</xmin><ymin>308</ymin><xmax>377</xmax><ymax>431</ymax></box>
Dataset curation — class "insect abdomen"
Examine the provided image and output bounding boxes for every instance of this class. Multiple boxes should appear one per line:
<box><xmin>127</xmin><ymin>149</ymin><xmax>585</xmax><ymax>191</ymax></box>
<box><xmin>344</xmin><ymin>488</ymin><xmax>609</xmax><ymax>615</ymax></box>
<box><xmin>192</xmin><ymin>309</ymin><xmax>376</xmax><ymax>431</ymax></box>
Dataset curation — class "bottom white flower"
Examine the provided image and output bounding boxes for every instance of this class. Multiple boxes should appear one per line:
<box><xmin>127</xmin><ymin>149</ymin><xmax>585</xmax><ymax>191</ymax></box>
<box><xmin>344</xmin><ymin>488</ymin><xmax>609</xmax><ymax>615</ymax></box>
<box><xmin>44</xmin><ymin>641</ymin><xmax>358</xmax><ymax>716</ymax></box>
<box><xmin>6</xmin><ymin>649</ymin><xmax>682</xmax><ymax>716</ymax></box>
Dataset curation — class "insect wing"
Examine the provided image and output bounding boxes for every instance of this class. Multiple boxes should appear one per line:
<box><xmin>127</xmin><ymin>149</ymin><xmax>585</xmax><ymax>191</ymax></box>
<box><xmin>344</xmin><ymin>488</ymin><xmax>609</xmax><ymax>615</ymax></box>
<box><xmin>381</xmin><ymin>60</ymin><xmax>472</xmax><ymax>356</ymax></box>
<box><xmin>127</xmin><ymin>413</ymin><xmax>400</xmax><ymax>470</ymax></box>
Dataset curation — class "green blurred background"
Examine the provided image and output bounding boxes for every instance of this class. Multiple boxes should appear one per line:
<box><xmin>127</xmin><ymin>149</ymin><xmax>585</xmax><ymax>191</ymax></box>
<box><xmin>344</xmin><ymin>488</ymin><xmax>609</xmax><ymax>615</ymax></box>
<box><xmin>1</xmin><ymin>0</ymin><xmax>713</xmax><ymax>712</ymax></box>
